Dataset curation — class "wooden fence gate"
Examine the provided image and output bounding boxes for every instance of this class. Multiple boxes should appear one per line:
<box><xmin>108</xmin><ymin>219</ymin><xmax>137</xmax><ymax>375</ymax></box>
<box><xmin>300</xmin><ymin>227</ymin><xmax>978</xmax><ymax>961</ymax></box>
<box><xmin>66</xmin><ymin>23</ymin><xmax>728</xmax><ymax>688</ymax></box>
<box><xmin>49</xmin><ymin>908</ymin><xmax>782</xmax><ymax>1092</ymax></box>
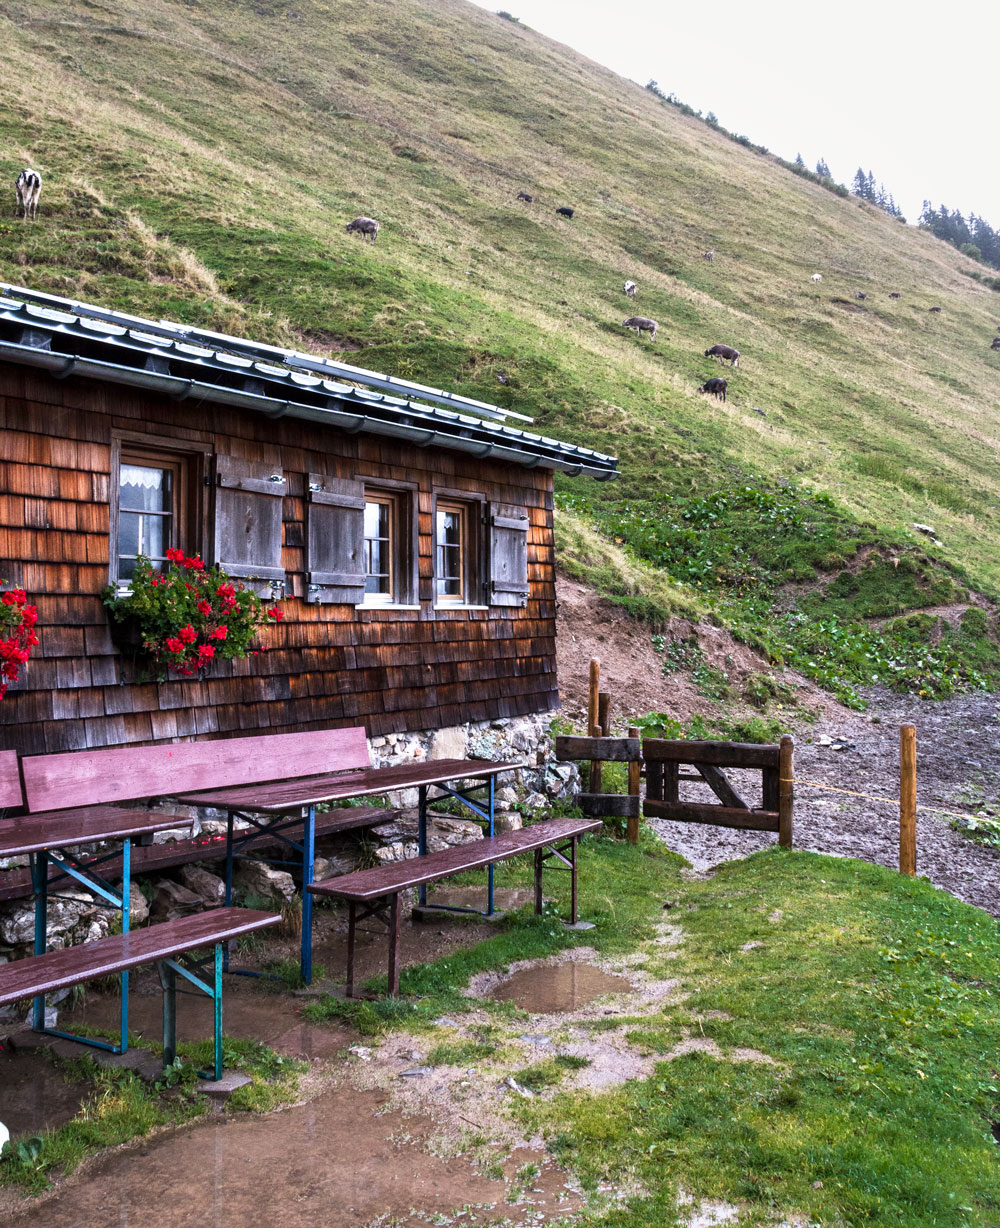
<box><xmin>643</xmin><ymin>737</ymin><xmax>793</xmax><ymax>848</ymax></box>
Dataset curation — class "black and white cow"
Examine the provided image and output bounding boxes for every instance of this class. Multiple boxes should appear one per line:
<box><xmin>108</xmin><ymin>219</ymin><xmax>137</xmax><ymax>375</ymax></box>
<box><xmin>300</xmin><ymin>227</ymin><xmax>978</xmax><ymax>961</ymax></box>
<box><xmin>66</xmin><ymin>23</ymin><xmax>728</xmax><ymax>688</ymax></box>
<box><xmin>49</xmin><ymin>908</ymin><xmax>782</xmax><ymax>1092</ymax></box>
<box><xmin>15</xmin><ymin>169</ymin><xmax>41</xmax><ymax>220</ymax></box>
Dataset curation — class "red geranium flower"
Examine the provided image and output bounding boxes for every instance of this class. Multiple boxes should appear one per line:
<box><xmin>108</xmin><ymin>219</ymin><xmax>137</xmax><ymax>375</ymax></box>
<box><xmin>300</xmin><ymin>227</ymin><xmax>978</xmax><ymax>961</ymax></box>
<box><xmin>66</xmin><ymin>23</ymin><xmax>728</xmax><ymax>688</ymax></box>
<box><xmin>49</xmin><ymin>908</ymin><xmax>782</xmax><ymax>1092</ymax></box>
<box><xmin>196</xmin><ymin>599</ymin><xmax>212</xmax><ymax>616</ymax></box>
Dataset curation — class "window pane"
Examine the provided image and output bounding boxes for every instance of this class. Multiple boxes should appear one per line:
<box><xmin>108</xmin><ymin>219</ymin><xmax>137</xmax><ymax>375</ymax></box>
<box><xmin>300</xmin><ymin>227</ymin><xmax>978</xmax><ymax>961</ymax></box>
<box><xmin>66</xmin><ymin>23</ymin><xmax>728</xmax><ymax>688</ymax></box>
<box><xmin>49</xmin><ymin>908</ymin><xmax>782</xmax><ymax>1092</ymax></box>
<box><xmin>363</xmin><ymin>498</ymin><xmax>393</xmax><ymax>598</ymax></box>
<box><xmin>120</xmin><ymin>465</ymin><xmax>170</xmax><ymax>512</ymax></box>
<box><xmin>118</xmin><ymin>462</ymin><xmax>174</xmax><ymax>581</ymax></box>
<box><xmin>436</xmin><ymin>505</ymin><xmax>465</xmax><ymax>600</ymax></box>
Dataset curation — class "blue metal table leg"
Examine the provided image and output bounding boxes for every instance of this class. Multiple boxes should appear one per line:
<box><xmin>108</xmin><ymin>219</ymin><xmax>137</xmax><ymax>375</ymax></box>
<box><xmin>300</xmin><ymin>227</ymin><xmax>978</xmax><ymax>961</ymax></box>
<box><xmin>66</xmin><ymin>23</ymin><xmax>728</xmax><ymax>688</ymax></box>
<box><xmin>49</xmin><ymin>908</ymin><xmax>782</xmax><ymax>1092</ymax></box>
<box><xmin>486</xmin><ymin>776</ymin><xmax>496</xmax><ymax>916</ymax></box>
<box><xmin>418</xmin><ymin>785</ymin><xmax>428</xmax><ymax>907</ymax></box>
<box><xmin>212</xmin><ymin>944</ymin><xmax>223</xmax><ymax>1080</ymax></box>
<box><xmin>31</xmin><ymin>850</ymin><xmax>48</xmax><ymax>1031</ymax></box>
<box><xmin>301</xmin><ymin>804</ymin><xmax>315</xmax><ymax>986</ymax></box>
<box><xmin>223</xmin><ymin>810</ymin><xmax>234</xmax><ymax>972</ymax></box>
<box><xmin>118</xmin><ymin>838</ymin><xmax>131</xmax><ymax>1054</ymax></box>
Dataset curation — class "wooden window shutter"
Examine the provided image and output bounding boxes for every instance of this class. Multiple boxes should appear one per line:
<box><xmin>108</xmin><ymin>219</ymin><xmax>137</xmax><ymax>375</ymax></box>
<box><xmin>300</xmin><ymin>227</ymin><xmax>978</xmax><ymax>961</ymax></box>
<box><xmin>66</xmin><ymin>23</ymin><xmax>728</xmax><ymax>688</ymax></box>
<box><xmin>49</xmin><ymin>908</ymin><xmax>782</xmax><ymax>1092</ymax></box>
<box><xmin>489</xmin><ymin>503</ymin><xmax>530</xmax><ymax>608</ymax></box>
<box><xmin>306</xmin><ymin>473</ymin><xmax>366</xmax><ymax>604</ymax></box>
<box><xmin>213</xmin><ymin>456</ymin><xmax>286</xmax><ymax>597</ymax></box>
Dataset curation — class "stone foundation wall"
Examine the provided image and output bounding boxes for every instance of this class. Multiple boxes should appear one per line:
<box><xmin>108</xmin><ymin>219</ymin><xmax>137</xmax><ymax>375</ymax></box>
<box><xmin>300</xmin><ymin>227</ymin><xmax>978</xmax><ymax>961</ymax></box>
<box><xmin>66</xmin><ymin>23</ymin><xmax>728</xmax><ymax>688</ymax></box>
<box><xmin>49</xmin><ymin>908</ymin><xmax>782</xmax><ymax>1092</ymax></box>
<box><xmin>0</xmin><ymin>713</ymin><xmax>580</xmax><ymax>989</ymax></box>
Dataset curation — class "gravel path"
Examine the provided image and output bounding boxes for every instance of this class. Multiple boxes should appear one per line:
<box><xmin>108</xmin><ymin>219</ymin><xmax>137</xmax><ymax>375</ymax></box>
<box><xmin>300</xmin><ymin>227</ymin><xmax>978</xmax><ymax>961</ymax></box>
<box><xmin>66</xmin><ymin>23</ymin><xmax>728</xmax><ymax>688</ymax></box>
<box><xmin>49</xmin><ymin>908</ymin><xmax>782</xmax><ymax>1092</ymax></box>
<box><xmin>647</xmin><ymin>688</ymin><xmax>1000</xmax><ymax>918</ymax></box>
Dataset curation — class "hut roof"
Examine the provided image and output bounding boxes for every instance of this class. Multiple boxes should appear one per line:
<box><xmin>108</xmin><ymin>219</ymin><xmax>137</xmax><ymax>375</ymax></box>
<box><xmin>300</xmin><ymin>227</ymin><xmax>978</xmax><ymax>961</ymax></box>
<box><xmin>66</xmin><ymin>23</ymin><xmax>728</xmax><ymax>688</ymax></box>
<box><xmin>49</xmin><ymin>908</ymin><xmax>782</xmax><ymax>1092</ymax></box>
<box><xmin>0</xmin><ymin>283</ymin><xmax>618</xmax><ymax>480</ymax></box>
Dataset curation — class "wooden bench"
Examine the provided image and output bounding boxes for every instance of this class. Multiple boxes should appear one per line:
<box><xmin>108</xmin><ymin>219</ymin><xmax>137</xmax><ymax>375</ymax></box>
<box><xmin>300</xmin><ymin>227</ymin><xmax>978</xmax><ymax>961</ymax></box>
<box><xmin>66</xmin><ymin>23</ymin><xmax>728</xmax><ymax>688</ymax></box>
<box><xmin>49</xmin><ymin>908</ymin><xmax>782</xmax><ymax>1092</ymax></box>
<box><xmin>308</xmin><ymin>816</ymin><xmax>602</xmax><ymax>996</ymax></box>
<box><xmin>0</xmin><ymin>908</ymin><xmax>279</xmax><ymax>1080</ymax></box>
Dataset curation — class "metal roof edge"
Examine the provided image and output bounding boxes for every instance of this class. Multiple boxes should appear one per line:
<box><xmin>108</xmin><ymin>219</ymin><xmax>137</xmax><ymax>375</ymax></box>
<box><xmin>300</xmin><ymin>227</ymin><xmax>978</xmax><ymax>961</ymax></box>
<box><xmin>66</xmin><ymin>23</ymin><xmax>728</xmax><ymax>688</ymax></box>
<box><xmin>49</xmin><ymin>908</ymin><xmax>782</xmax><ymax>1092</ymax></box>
<box><xmin>0</xmin><ymin>340</ymin><xmax>618</xmax><ymax>479</ymax></box>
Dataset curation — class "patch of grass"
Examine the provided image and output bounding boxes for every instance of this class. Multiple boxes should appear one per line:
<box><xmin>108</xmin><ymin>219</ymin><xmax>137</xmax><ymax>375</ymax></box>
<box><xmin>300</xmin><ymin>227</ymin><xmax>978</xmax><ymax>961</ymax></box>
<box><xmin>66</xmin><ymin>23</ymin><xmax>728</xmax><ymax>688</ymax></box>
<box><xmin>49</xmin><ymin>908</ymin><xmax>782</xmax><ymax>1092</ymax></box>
<box><xmin>176</xmin><ymin>1037</ymin><xmax>306</xmax><ymax>1111</ymax></box>
<box><xmin>425</xmin><ymin>1039</ymin><xmax>498</xmax><ymax>1066</ymax></box>
<box><xmin>0</xmin><ymin>1060</ymin><xmax>205</xmax><ymax>1194</ymax></box>
<box><xmin>516</xmin><ymin>849</ymin><xmax>1000</xmax><ymax>1227</ymax></box>
<box><xmin>514</xmin><ymin>1054</ymin><xmax>591</xmax><ymax>1090</ymax></box>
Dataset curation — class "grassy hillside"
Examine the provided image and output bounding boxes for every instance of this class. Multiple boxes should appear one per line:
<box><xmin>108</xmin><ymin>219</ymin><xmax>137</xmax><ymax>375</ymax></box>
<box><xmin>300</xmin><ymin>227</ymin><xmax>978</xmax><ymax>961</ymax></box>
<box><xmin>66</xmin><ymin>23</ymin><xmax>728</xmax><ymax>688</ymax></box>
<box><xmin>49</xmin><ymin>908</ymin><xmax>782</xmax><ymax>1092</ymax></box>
<box><xmin>3</xmin><ymin>0</ymin><xmax>1000</xmax><ymax>701</ymax></box>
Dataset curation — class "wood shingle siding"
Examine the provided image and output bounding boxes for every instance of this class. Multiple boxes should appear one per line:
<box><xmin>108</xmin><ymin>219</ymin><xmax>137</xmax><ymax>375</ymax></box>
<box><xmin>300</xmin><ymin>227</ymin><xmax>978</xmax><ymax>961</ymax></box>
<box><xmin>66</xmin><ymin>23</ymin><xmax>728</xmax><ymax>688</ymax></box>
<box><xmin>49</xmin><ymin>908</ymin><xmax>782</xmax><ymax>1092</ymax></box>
<box><xmin>0</xmin><ymin>363</ymin><xmax>560</xmax><ymax>751</ymax></box>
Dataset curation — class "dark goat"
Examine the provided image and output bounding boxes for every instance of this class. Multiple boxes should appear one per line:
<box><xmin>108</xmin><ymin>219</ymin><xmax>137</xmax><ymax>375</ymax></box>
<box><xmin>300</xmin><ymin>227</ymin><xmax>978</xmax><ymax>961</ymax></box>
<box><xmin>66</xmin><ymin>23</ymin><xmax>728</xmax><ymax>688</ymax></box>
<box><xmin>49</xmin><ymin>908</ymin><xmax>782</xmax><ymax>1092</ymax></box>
<box><xmin>855</xmin><ymin>292</ymin><xmax>867</xmax><ymax>300</ymax></box>
<box><xmin>698</xmin><ymin>378</ymin><xmax>727</xmax><ymax>401</ymax></box>
<box><xmin>556</xmin><ymin>206</ymin><xmax>574</xmax><ymax>219</ymax></box>
<box><xmin>623</xmin><ymin>316</ymin><xmax>657</xmax><ymax>340</ymax></box>
<box><xmin>704</xmin><ymin>343</ymin><xmax>740</xmax><ymax>367</ymax></box>
<box><xmin>516</xmin><ymin>192</ymin><xmax>533</xmax><ymax>202</ymax></box>
<box><xmin>991</xmin><ymin>337</ymin><xmax>1000</xmax><ymax>351</ymax></box>
<box><xmin>929</xmin><ymin>306</ymin><xmax>942</xmax><ymax>313</ymax></box>
<box><xmin>346</xmin><ymin>216</ymin><xmax>379</xmax><ymax>244</ymax></box>
<box><xmin>889</xmin><ymin>292</ymin><xmax>901</xmax><ymax>299</ymax></box>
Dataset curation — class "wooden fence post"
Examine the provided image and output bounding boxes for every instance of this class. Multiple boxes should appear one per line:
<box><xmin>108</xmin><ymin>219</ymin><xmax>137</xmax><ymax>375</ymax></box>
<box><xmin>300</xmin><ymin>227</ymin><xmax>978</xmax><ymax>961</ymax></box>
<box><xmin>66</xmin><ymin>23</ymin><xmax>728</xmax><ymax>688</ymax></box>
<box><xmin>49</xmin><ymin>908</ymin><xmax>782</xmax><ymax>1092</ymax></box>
<box><xmin>591</xmin><ymin>726</ymin><xmax>603</xmax><ymax>794</ymax></box>
<box><xmin>587</xmin><ymin>659</ymin><xmax>600</xmax><ymax>792</ymax></box>
<box><xmin>627</xmin><ymin>726</ymin><xmax>641</xmax><ymax>845</ymax></box>
<box><xmin>778</xmin><ymin>736</ymin><xmax>794</xmax><ymax>848</ymax></box>
<box><xmin>899</xmin><ymin>724</ymin><xmax>917</xmax><ymax>876</ymax></box>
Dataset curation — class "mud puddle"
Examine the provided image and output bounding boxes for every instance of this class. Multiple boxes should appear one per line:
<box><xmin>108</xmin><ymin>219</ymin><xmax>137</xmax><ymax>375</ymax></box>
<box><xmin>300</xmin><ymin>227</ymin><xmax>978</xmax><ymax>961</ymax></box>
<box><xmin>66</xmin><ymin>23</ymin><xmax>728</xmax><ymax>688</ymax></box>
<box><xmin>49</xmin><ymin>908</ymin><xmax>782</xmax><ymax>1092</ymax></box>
<box><xmin>58</xmin><ymin>972</ymin><xmax>351</xmax><ymax>1060</ymax></box>
<box><xmin>0</xmin><ymin>1047</ymin><xmax>85</xmax><ymax>1138</ymax></box>
<box><xmin>7</xmin><ymin>1084</ymin><xmax>579</xmax><ymax>1227</ymax></box>
<box><xmin>488</xmin><ymin>963</ymin><xmax>632</xmax><ymax>1013</ymax></box>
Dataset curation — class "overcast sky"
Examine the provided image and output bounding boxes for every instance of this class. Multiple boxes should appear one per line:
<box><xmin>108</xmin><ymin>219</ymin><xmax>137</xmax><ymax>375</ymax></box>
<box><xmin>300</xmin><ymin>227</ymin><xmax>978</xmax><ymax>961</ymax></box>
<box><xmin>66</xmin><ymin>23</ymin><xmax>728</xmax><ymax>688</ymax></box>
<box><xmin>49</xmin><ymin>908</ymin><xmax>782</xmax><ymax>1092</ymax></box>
<box><xmin>470</xmin><ymin>0</ymin><xmax>995</xmax><ymax>227</ymax></box>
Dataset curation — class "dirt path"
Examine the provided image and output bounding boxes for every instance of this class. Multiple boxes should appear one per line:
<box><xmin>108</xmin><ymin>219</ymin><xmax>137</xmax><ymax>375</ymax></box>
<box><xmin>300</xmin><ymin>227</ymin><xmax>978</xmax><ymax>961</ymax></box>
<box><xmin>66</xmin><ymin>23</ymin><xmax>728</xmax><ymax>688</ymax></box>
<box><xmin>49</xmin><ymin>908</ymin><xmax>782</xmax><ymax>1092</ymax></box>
<box><xmin>649</xmin><ymin>688</ymin><xmax>1000</xmax><ymax>918</ymax></box>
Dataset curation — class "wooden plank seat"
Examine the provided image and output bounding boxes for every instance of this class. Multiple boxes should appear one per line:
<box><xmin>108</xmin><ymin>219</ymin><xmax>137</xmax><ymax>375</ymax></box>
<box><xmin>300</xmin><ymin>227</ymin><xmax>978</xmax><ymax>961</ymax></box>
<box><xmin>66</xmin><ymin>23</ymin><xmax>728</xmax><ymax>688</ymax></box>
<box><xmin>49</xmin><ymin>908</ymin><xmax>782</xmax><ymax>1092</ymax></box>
<box><xmin>308</xmin><ymin>816</ymin><xmax>602</xmax><ymax>996</ymax></box>
<box><xmin>0</xmin><ymin>805</ymin><xmax>395</xmax><ymax>903</ymax></box>
<box><xmin>0</xmin><ymin>908</ymin><xmax>279</xmax><ymax>1079</ymax></box>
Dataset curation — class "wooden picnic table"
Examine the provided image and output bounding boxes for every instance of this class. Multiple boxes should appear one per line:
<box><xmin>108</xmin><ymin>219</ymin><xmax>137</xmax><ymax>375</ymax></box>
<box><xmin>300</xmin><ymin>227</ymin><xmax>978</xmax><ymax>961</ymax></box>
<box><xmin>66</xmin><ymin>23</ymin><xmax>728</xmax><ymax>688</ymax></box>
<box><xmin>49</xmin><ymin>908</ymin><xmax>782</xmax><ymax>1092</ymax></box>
<box><xmin>177</xmin><ymin>757</ymin><xmax>523</xmax><ymax>984</ymax></box>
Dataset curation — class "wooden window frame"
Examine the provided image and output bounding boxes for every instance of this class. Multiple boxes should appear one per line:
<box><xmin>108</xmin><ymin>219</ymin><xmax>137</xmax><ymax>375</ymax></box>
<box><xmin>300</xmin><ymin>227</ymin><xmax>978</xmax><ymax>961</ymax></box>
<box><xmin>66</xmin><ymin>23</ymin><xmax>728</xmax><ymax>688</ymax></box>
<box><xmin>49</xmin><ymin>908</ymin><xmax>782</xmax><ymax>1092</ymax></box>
<box><xmin>356</xmin><ymin>478</ymin><xmax>419</xmax><ymax>609</ymax></box>
<box><xmin>109</xmin><ymin>432</ymin><xmax>209</xmax><ymax>590</ymax></box>
<box><xmin>432</xmin><ymin>489</ymin><xmax>486</xmax><ymax>608</ymax></box>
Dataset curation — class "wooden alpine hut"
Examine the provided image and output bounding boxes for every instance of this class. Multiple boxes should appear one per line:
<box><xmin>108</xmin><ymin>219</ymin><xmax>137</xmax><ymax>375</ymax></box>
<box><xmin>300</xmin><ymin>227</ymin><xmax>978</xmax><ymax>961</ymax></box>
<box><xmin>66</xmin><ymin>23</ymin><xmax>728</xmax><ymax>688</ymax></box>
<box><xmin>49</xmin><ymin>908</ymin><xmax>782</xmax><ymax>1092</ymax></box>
<box><xmin>0</xmin><ymin>283</ymin><xmax>618</xmax><ymax>754</ymax></box>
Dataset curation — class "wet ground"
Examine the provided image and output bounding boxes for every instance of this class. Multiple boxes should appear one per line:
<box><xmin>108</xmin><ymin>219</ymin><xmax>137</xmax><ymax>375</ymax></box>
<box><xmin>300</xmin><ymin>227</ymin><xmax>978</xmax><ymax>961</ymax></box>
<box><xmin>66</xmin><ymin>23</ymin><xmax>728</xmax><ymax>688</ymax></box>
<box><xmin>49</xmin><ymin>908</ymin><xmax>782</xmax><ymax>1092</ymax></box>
<box><xmin>8</xmin><ymin>1083</ymin><xmax>580</xmax><ymax>1228</ymax></box>
<box><xmin>488</xmin><ymin>962</ymin><xmax>631</xmax><ymax>1013</ymax></box>
<box><xmin>648</xmin><ymin>688</ymin><xmax>1000</xmax><ymax>917</ymax></box>
<box><xmin>0</xmin><ymin>1046</ymin><xmax>86</xmax><ymax>1138</ymax></box>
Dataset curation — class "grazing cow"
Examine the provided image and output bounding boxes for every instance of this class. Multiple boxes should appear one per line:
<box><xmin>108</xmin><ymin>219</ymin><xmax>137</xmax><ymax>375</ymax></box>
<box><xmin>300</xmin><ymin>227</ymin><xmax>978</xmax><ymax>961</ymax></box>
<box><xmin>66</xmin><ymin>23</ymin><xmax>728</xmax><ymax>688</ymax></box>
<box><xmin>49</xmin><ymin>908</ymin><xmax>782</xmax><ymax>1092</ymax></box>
<box><xmin>703</xmin><ymin>250</ymin><xmax>714</xmax><ymax>261</ymax></box>
<box><xmin>929</xmin><ymin>305</ymin><xmax>942</xmax><ymax>313</ymax></box>
<box><xmin>699</xmin><ymin>377</ymin><xmax>727</xmax><ymax>401</ymax></box>
<box><xmin>810</xmin><ymin>273</ymin><xmax>823</xmax><ymax>282</ymax></box>
<box><xmin>704</xmin><ymin>343</ymin><xmax>740</xmax><ymax>367</ymax></box>
<box><xmin>855</xmin><ymin>292</ymin><xmax>867</xmax><ymax>300</ymax></box>
<box><xmin>889</xmin><ymin>292</ymin><xmax>901</xmax><ymax>299</ymax></box>
<box><xmin>623</xmin><ymin>280</ymin><xmax>637</xmax><ymax>299</ymax></box>
<box><xmin>556</xmin><ymin>206</ymin><xmax>574</xmax><ymax>218</ymax></box>
<box><xmin>15</xmin><ymin>168</ymin><xmax>41</xmax><ymax>220</ymax></box>
<box><xmin>990</xmin><ymin>337</ymin><xmax>1000</xmax><ymax>351</ymax></box>
<box><xmin>516</xmin><ymin>191</ymin><xmax>533</xmax><ymax>202</ymax></box>
<box><xmin>623</xmin><ymin>316</ymin><xmax>657</xmax><ymax>340</ymax></box>
<box><xmin>345</xmin><ymin>216</ymin><xmax>379</xmax><ymax>244</ymax></box>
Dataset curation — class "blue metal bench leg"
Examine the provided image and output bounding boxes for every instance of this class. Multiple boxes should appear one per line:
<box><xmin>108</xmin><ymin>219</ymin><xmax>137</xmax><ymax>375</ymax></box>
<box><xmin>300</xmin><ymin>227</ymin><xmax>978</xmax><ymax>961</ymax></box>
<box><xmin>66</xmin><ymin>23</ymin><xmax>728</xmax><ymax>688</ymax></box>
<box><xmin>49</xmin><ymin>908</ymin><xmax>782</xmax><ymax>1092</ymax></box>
<box><xmin>31</xmin><ymin>850</ymin><xmax>48</xmax><ymax>1033</ymax></box>
<box><xmin>31</xmin><ymin>843</ymin><xmax>131</xmax><ymax>1055</ymax></box>
<box><xmin>158</xmin><ymin>943</ymin><xmax>225</xmax><ymax>1080</ymax></box>
<box><xmin>301</xmin><ymin>804</ymin><xmax>315</xmax><ymax>986</ymax></box>
<box><xmin>161</xmin><ymin>961</ymin><xmax>177</xmax><ymax>1068</ymax></box>
<box><xmin>418</xmin><ymin>786</ymin><xmax>428</xmax><ymax>908</ymax></box>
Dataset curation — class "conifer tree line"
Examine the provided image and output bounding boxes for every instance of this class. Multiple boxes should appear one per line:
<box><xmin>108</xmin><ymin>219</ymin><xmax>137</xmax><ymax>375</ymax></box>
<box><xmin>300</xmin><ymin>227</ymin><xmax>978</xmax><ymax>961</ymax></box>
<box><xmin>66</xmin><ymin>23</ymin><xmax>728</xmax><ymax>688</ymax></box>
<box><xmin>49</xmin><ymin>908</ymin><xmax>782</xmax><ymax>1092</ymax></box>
<box><xmin>645</xmin><ymin>82</ymin><xmax>1000</xmax><ymax>272</ymax></box>
<box><xmin>918</xmin><ymin>203</ymin><xmax>1000</xmax><ymax>271</ymax></box>
<box><xmin>851</xmin><ymin>168</ymin><xmax>904</xmax><ymax>218</ymax></box>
